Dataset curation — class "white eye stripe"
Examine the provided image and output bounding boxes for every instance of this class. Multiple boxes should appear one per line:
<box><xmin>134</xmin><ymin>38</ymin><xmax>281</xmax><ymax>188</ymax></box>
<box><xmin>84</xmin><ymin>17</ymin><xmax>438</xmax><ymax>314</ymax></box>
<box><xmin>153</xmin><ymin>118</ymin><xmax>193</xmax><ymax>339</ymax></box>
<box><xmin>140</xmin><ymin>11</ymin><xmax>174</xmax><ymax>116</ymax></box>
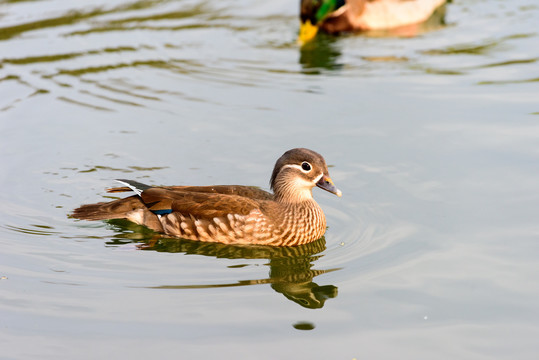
<box><xmin>282</xmin><ymin>164</ymin><xmax>303</xmax><ymax>171</ymax></box>
<box><xmin>282</xmin><ymin>164</ymin><xmax>312</xmax><ymax>173</ymax></box>
<box><xmin>282</xmin><ymin>164</ymin><xmax>324</xmax><ymax>181</ymax></box>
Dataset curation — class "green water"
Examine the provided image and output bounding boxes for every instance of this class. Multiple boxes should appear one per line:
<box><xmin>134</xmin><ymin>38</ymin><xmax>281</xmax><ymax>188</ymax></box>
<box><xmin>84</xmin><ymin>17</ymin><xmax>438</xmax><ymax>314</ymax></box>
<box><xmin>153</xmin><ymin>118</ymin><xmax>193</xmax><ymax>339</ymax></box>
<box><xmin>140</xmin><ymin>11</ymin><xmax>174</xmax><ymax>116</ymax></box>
<box><xmin>1</xmin><ymin>0</ymin><xmax>538</xmax><ymax>359</ymax></box>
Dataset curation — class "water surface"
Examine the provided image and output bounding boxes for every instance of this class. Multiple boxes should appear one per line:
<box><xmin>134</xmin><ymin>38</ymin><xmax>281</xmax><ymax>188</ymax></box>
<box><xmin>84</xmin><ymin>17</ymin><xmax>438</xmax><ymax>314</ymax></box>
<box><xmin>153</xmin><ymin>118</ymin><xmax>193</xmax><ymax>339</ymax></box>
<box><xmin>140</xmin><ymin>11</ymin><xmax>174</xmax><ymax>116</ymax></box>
<box><xmin>1</xmin><ymin>0</ymin><xmax>539</xmax><ymax>359</ymax></box>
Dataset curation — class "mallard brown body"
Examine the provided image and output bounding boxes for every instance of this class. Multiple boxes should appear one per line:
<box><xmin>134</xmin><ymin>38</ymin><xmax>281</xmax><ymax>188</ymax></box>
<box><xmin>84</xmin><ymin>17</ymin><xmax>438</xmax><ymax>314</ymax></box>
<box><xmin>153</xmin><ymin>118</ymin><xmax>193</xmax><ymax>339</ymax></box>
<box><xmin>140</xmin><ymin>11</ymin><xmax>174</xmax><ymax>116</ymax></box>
<box><xmin>73</xmin><ymin>148</ymin><xmax>341</xmax><ymax>246</ymax></box>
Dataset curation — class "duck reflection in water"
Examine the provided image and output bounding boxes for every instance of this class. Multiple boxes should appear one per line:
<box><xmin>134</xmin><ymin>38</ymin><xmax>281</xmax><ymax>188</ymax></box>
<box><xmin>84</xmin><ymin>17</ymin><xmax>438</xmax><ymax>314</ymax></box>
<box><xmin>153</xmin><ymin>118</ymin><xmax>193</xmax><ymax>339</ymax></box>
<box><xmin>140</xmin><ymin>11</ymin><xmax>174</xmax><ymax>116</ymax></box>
<box><xmin>107</xmin><ymin>221</ymin><xmax>339</xmax><ymax>309</ymax></box>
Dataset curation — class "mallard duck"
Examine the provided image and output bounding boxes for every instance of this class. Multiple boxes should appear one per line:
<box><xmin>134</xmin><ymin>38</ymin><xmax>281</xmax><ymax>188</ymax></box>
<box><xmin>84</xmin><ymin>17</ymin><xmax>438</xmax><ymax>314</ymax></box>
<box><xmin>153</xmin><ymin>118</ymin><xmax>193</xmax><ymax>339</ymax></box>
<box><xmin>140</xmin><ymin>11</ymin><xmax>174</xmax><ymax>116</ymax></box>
<box><xmin>299</xmin><ymin>0</ymin><xmax>447</xmax><ymax>42</ymax></box>
<box><xmin>72</xmin><ymin>148</ymin><xmax>342</xmax><ymax>247</ymax></box>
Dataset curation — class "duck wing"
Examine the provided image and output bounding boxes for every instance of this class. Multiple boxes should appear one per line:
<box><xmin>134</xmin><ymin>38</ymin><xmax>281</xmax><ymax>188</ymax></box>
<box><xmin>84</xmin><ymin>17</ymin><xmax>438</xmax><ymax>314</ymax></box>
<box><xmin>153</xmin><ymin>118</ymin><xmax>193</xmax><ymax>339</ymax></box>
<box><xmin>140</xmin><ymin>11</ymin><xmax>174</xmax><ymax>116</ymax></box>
<box><xmin>73</xmin><ymin>179</ymin><xmax>265</xmax><ymax>220</ymax></box>
<box><xmin>139</xmin><ymin>187</ymin><xmax>262</xmax><ymax>219</ymax></box>
<box><xmin>108</xmin><ymin>181</ymin><xmax>273</xmax><ymax>201</ymax></box>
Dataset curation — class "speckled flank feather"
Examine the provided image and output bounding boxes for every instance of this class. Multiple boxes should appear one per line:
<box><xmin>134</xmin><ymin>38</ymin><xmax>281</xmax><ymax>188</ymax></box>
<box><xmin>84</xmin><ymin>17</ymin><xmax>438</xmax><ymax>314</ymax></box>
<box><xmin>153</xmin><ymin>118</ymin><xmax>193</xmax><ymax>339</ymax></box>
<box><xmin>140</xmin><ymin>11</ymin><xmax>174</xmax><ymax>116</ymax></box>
<box><xmin>72</xmin><ymin>148</ymin><xmax>341</xmax><ymax>246</ymax></box>
<box><xmin>149</xmin><ymin>201</ymin><xmax>326</xmax><ymax>246</ymax></box>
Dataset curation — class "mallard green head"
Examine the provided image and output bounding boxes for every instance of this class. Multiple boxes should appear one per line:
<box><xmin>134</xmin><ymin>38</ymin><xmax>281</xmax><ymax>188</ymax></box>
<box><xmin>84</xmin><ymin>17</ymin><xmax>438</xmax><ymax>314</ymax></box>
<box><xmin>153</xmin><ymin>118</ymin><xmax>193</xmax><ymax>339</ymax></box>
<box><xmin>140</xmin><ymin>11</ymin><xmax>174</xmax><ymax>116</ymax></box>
<box><xmin>299</xmin><ymin>0</ymin><xmax>346</xmax><ymax>42</ymax></box>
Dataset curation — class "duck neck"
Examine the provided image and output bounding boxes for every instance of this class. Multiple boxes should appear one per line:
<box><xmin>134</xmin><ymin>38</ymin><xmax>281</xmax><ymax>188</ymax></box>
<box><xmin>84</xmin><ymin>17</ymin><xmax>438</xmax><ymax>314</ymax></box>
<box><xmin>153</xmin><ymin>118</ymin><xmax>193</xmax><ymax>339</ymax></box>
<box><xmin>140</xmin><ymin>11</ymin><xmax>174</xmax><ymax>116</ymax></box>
<box><xmin>273</xmin><ymin>188</ymin><xmax>315</xmax><ymax>204</ymax></box>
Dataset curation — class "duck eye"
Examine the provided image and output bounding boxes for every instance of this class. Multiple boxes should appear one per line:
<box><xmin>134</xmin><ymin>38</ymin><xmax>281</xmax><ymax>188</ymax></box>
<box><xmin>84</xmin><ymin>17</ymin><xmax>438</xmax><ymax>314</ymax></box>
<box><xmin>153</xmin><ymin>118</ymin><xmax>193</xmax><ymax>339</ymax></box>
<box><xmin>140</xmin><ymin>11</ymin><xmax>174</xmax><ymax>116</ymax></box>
<box><xmin>301</xmin><ymin>162</ymin><xmax>312</xmax><ymax>172</ymax></box>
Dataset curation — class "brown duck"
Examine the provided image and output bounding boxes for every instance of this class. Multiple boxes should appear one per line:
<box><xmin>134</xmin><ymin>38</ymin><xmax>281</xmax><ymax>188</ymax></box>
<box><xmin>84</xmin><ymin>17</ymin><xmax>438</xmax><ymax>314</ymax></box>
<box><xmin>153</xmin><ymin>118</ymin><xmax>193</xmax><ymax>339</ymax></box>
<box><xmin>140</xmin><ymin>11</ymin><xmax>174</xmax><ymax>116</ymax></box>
<box><xmin>299</xmin><ymin>0</ymin><xmax>447</xmax><ymax>42</ymax></box>
<box><xmin>72</xmin><ymin>148</ymin><xmax>342</xmax><ymax>246</ymax></box>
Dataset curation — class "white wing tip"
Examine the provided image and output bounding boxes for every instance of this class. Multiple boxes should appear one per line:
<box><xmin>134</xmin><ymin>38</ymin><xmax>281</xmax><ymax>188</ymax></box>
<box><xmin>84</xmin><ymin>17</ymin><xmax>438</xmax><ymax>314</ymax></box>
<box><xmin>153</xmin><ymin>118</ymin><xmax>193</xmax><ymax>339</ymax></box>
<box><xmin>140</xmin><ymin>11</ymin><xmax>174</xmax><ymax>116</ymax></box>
<box><xmin>116</xmin><ymin>179</ymin><xmax>143</xmax><ymax>196</ymax></box>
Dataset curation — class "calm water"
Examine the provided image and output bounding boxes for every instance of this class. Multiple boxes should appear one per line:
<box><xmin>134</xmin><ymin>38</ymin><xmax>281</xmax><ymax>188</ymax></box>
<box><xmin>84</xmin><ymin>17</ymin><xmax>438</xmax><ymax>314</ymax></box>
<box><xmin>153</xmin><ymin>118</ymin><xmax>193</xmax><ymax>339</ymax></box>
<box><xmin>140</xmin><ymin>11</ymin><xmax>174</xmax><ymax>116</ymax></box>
<box><xmin>1</xmin><ymin>0</ymin><xmax>538</xmax><ymax>358</ymax></box>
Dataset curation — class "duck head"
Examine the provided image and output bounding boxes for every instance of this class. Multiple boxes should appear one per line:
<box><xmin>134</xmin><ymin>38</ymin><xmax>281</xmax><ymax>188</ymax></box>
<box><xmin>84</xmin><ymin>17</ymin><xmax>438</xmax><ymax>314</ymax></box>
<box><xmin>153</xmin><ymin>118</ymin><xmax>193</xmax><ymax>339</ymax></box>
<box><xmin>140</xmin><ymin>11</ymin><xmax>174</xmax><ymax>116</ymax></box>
<box><xmin>270</xmin><ymin>148</ymin><xmax>342</xmax><ymax>203</ymax></box>
<box><xmin>299</xmin><ymin>0</ymin><xmax>346</xmax><ymax>42</ymax></box>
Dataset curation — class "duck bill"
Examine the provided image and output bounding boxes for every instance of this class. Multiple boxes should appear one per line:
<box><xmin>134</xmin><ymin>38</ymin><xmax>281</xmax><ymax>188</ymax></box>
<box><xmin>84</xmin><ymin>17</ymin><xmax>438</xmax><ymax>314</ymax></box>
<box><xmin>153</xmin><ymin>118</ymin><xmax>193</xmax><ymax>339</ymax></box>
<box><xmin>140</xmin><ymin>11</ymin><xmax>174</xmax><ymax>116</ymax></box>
<box><xmin>316</xmin><ymin>175</ymin><xmax>342</xmax><ymax>197</ymax></box>
<box><xmin>298</xmin><ymin>20</ymin><xmax>319</xmax><ymax>43</ymax></box>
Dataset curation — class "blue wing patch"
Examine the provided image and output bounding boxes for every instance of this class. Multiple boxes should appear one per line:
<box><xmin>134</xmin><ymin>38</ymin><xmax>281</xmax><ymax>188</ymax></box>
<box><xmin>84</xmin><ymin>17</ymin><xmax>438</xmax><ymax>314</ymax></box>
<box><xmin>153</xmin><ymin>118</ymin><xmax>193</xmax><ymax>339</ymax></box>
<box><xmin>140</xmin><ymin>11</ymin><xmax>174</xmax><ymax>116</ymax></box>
<box><xmin>151</xmin><ymin>209</ymin><xmax>173</xmax><ymax>215</ymax></box>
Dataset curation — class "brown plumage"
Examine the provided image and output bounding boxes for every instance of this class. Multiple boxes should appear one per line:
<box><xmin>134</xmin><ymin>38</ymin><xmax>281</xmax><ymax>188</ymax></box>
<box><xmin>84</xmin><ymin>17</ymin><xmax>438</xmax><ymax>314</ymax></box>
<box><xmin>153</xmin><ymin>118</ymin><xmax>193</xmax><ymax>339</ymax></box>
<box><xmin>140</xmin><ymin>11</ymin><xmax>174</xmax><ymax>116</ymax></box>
<box><xmin>72</xmin><ymin>148</ymin><xmax>342</xmax><ymax>246</ymax></box>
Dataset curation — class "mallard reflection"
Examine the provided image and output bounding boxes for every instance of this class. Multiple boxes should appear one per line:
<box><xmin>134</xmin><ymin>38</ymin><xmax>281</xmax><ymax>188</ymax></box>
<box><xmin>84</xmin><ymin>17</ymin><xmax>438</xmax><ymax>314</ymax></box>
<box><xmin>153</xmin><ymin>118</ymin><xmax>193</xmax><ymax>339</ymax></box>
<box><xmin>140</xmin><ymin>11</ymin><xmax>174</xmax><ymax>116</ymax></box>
<box><xmin>106</xmin><ymin>221</ymin><xmax>339</xmax><ymax>309</ymax></box>
<box><xmin>299</xmin><ymin>34</ymin><xmax>344</xmax><ymax>74</ymax></box>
